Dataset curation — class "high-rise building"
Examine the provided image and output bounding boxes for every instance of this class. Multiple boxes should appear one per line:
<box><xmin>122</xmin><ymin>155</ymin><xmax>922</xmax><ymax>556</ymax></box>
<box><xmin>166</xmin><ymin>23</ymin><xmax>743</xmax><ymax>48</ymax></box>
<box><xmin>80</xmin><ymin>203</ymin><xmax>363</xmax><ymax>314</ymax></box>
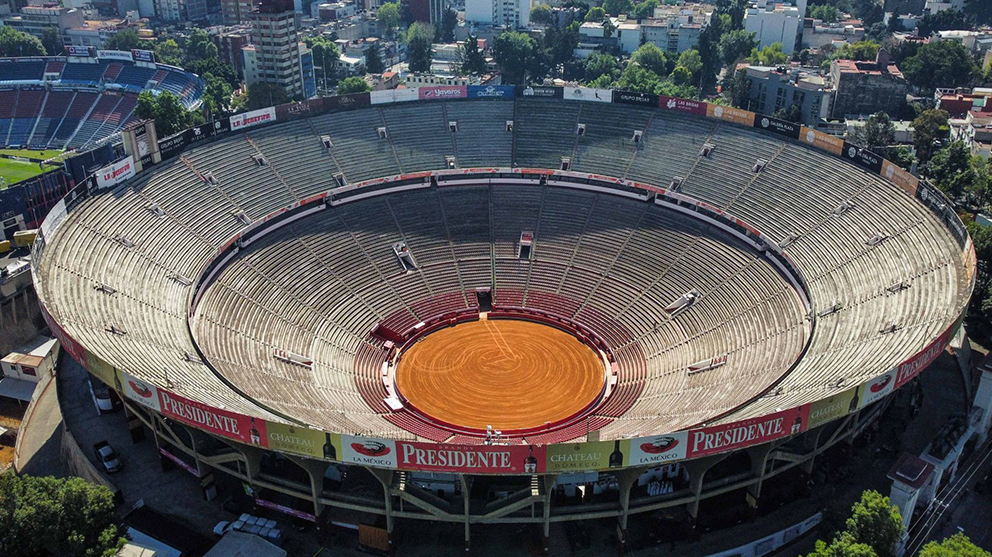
<box><xmin>465</xmin><ymin>0</ymin><xmax>530</xmax><ymax>28</ymax></box>
<box><xmin>243</xmin><ymin>0</ymin><xmax>314</xmax><ymax>99</ymax></box>
<box><xmin>154</xmin><ymin>0</ymin><xmax>207</xmax><ymax>21</ymax></box>
<box><xmin>222</xmin><ymin>0</ymin><xmax>258</xmax><ymax>24</ymax></box>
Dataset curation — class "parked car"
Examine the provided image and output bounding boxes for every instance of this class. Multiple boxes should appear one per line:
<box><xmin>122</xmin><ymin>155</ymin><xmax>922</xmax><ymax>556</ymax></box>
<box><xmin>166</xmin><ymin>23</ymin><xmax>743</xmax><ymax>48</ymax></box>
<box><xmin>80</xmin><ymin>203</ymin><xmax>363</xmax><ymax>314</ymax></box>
<box><xmin>93</xmin><ymin>441</ymin><xmax>122</xmax><ymax>473</ymax></box>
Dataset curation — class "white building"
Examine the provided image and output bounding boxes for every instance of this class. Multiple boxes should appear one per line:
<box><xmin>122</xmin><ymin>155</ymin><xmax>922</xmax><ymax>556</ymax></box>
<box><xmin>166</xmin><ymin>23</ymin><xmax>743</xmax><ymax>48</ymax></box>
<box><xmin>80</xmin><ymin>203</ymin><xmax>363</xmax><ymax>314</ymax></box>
<box><xmin>465</xmin><ymin>0</ymin><xmax>531</xmax><ymax>28</ymax></box>
<box><xmin>744</xmin><ymin>0</ymin><xmax>801</xmax><ymax>54</ymax></box>
<box><xmin>0</xmin><ymin>336</ymin><xmax>58</xmax><ymax>403</ymax></box>
<box><xmin>924</xmin><ymin>0</ymin><xmax>966</xmax><ymax>13</ymax></box>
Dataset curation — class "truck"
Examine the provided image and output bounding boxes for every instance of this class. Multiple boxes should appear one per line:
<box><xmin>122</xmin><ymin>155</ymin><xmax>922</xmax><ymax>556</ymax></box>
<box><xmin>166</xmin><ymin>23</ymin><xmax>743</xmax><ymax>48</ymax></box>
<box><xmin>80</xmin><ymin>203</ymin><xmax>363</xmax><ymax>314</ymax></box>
<box><xmin>93</xmin><ymin>441</ymin><xmax>123</xmax><ymax>473</ymax></box>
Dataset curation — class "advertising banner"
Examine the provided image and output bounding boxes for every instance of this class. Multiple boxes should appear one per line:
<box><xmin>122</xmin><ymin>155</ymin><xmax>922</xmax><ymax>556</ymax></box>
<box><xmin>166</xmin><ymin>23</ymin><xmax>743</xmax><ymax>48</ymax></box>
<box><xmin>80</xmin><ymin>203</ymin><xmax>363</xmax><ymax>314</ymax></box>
<box><xmin>94</xmin><ymin>156</ymin><xmax>135</xmax><ymax>191</ymax></box>
<box><xmin>799</xmin><ymin>127</ymin><xmax>844</xmax><ymax>156</ymax></box>
<box><xmin>84</xmin><ymin>351</ymin><xmax>117</xmax><ymax>388</ymax></box>
<box><xmin>120</xmin><ymin>370</ymin><xmax>162</xmax><ymax>412</ymax></box>
<box><xmin>628</xmin><ymin>431</ymin><xmax>690</xmax><ymax>466</ymax></box>
<box><xmin>468</xmin><ymin>85</ymin><xmax>515</xmax><ymax>99</ymax></box>
<box><xmin>687</xmin><ymin>407</ymin><xmax>806</xmax><ymax>459</ymax></box>
<box><xmin>859</xmin><ymin>370</ymin><xmax>895</xmax><ymax>408</ymax></box>
<box><xmin>841</xmin><ymin>142</ymin><xmax>884</xmax><ymax>173</ymax></box>
<box><xmin>325</xmin><ymin>91</ymin><xmax>372</xmax><ymax>110</ymax></box>
<box><xmin>40</xmin><ymin>198</ymin><xmax>66</xmax><ymax>239</ymax></box>
<box><xmin>396</xmin><ymin>442</ymin><xmax>545</xmax><ymax>474</ymax></box>
<box><xmin>342</xmin><ymin>435</ymin><xmax>398</xmax><ymax>468</ymax></box>
<box><xmin>266</xmin><ymin>422</ymin><xmax>340</xmax><ymax>460</ymax></box>
<box><xmin>230</xmin><ymin>107</ymin><xmax>276</xmax><ymax>131</ymax></box>
<box><xmin>894</xmin><ymin>330</ymin><xmax>951</xmax><ymax>389</ymax></box>
<box><xmin>613</xmin><ymin>90</ymin><xmax>658</xmax><ymax>107</ymax></box>
<box><xmin>418</xmin><ymin>85</ymin><xmax>467</xmax><ymax>100</ymax></box>
<box><xmin>754</xmin><ymin>115</ymin><xmax>801</xmax><ymax>140</ymax></box>
<box><xmin>275</xmin><ymin>100</ymin><xmax>314</xmax><ymax>120</ymax></box>
<box><xmin>881</xmin><ymin>160</ymin><xmax>919</xmax><ymax>197</ymax></box>
<box><xmin>658</xmin><ymin>95</ymin><xmax>707</xmax><ymax>116</ymax></box>
<box><xmin>255</xmin><ymin>499</ymin><xmax>317</xmax><ymax>522</ymax></box>
<box><xmin>131</xmin><ymin>49</ymin><xmax>155</xmax><ymax>63</ymax></box>
<box><xmin>706</xmin><ymin>104</ymin><xmax>755</xmax><ymax>126</ymax></box>
<box><xmin>160</xmin><ymin>447</ymin><xmax>199</xmax><ymax>476</ymax></box>
<box><xmin>370</xmin><ymin>89</ymin><xmax>416</xmax><ymax>105</ymax></box>
<box><xmin>545</xmin><ymin>440</ymin><xmax>629</xmax><ymax>472</ymax></box>
<box><xmin>157</xmin><ymin>130</ymin><xmax>188</xmax><ymax>161</ymax></box>
<box><xmin>518</xmin><ymin>86</ymin><xmax>563</xmax><ymax>99</ymax></box>
<box><xmin>806</xmin><ymin>387</ymin><xmax>860</xmax><ymax>430</ymax></box>
<box><xmin>64</xmin><ymin>45</ymin><xmax>94</xmax><ymax>58</ymax></box>
<box><xmin>563</xmin><ymin>87</ymin><xmax>612</xmax><ymax>103</ymax></box>
<box><xmin>157</xmin><ymin>389</ymin><xmax>267</xmax><ymax>447</ymax></box>
<box><xmin>97</xmin><ymin>50</ymin><xmax>134</xmax><ymax>62</ymax></box>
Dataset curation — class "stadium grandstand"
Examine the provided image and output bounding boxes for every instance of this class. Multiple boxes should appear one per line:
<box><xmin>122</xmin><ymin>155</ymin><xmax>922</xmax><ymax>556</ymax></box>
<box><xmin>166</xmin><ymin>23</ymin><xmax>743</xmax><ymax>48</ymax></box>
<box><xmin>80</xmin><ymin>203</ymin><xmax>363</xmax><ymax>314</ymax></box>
<box><xmin>0</xmin><ymin>54</ymin><xmax>202</xmax><ymax>150</ymax></box>
<box><xmin>31</xmin><ymin>89</ymin><xmax>976</xmax><ymax>551</ymax></box>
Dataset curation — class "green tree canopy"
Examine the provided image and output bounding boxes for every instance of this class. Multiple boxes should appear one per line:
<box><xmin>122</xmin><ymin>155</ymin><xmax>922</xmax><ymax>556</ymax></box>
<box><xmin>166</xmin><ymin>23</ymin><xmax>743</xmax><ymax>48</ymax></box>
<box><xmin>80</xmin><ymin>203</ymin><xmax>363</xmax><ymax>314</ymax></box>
<box><xmin>584</xmin><ymin>6</ymin><xmax>606</xmax><ymax>21</ymax></box>
<box><xmin>459</xmin><ymin>35</ymin><xmax>488</xmax><ymax>75</ymax></box>
<box><xmin>965</xmin><ymin>0</ymin><xmax>992</xmax><ymax>25</ymax></box>
<box><xmin>715</xmin><ymin>0</ymin><xmax>750</xmax><ymax>29</ymax></box>
<box><xmin>902</xmin><ymin>40</ymin><xmax>978</xmax><ymax>92</ymax></box>
<box><xmin>338</xmin><ymin>75</ymin><xmax>371</xmax><ymax>94</ymax></box>
<box><xmin>677</xmin><ymin>49</ymin><xmax>703</xmax><ymax>75</ymax></box>
<box><xmin>854</xmin><ymin>0</ymin><xmax>884</xmax><ymax>25</ymax></box>
<box><xmin>927</xmin><ymin>141</ymin><xmax>974</xmax><ymax>199</ymax></box>
<box><xmin>201</xmin><ymin>73</ymin><xmax>233</xmax><ymax>117</ymax></box>
<box><xmin>584</xmin><ymin>52</ymin><xmax>620</xmax><ymax>82</ymax></box>
<box><xmin>154</xmin><ymin>39</ymin><xmax>183</xmax><ymax>66</ymax></box>
<box><xmin>440</xmin><ymin>7</ymin><xmax>458</xmax><ymax>42</ymax></box>
<box><xmin>136</xmin><ymin>90</ymin><xmax>190</xmax><ymax>136</ymax></box>
<box><xmin>807</xmin><ymin>532</ymin><xmax>878</xmax><ymax>557</ymax></box>
<box><xmin>241</xmin><ymin>82</ymin><xmax>289</xmax><ymax>111</ymax></box>
<box><xmin>406</xmin><ymin>22</ymin><xmax>435</xmax><ymax>73</ymax></box>
<box><xmin>911</xmin><ymin>109</ymin><xmax>949</xmax><ymax>162</ymax></box>
<box><xmin>185</xmin><ymin>29</ymin><xmax>218</xmax><ymax>62</ymax></box>
<box><xmin>615</xmin><ymin>63</ymin><xmax>662</xmax><ymax>93</ymax></box>
<box><xmin>378</xmin><ymin>2</ymin><xmax>401</xmax><ymax>37</ymax></box>
<box><xmin>530</xmin><ymin>4</ymin><xmax>555</xmax><ymax>25</ymax></box>
<box><xmin>0</xmin><ymin>472</ymin><xmax>127</xmax><ymax>557</ymax></box>
<box><xmin>920</xmin><ymin>532</ymin><xmax>992</xmax><ymax>557</ymax></box>
<box><xmin>603</xmin><ymin>0</ymin><xmax>632</xmax><ymax>16</ymax></box>
<box><xmin>40</xmin><ymin>27</ymin><xmax>62</xmax><ymax>57</ymax></box>
<box><xmin>748</xmin><ymin>42</ymin><xmax>788</xmax><ymax>65</ymax></box>
<box><xmin>103</xmin><ymin>29</ymin><xmax>142</xmax><ymax>52</ymax></box>
<box><xmin>850</xmin><ymin>111</ymin><xmax>895</xmax><ymax>153</ymax></box>
<box><xmin>187</xmin><ymin>58</ymin><xmax>238</xmax><ymax>88</ymax></box>
<box><xmin>0</xmin><ymin>26</ymin><xmax>45</xmax><ymax>57</ymax></box>
<box><xmin>723</xmin><ymin>68</ymin><xmax>752</xmax><ymax>108</ymax></box>
<box><xmin>492</xmin><ymin>31</ymin><xmax>540</xmax><ymax>84</ymax></box>
<box><xmin>670</xmin><ymin>64</ymin><xmax>692</xmax><ymax>85</ymax></box>
<box><xmin>365</xmin><ymin>41</ymin><xmax>385</xmax><ymax>74</ymax></box>
<box><xmin>719</xmin><ymin>29</ymin><xmax>758</xmax><ymax>65</ymax></box>
<box><xmin>810</xmin><ymin>4</ymin><xmax>838</xmax><ymax>22</ymax></box>
<box><xmin>832</xmin><ymin>40</ymin><xmax>879</xmax><ymax>61</ymax></box>
<box><xmin>917</xmin><ymin>8</ymin><xmax>968</xmax><ymax>37</ymax></box>
<box><xmin>843</xmin><ymin>491</ymin><xmax>902</xmax><ymax>557</ymax></box>
<box><xmin>630</xmin><ymin>42</ymin><xmax>671</xmax><ymax>77</ymax></box>
<box><xmin>633</xmin><ymin>0</ymin><xmax>659</xmax><ymax>21</ymax></box>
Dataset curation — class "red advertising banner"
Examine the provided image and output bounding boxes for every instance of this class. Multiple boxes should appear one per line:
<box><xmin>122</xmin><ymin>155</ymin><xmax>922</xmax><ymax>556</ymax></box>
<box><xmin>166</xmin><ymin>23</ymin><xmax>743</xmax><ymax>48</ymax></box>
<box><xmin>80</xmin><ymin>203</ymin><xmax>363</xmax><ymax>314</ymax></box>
<box><xmin>687</xmin><ymin>406</ymin><xmax>807</xmax><ymax>459</ymax></box>
<box><xmin>255</xmin><ymin>498</ymin><xmax>317</xmax><ymax>522</ymax></box>
<box><xmin>396</xmin><ymin>441</ymin><xmax>546</xmax><ymax>474</ymax></box>
<box><xmin>894</xmin><ymin>328</ymin><xmax>952</xmax><ymax>389</ymax></box>
<box><xmin>40</xmin><ymin>304</ymin><xmax>86</xmax><ymax>364</ymax></box>
<box><xmin>658</xmin><ymin>95</ymin><xmax>707</xmax><ymax>115</ymax></box>
<box><xmin>159</xmin><ymin>446</ymin><xmax>200</xmax><ymax>476</ymax></box>
<box><xmin>157</xmin><ymin>389</ymin><xmax>268</xmax><ymax>448</ymax></box>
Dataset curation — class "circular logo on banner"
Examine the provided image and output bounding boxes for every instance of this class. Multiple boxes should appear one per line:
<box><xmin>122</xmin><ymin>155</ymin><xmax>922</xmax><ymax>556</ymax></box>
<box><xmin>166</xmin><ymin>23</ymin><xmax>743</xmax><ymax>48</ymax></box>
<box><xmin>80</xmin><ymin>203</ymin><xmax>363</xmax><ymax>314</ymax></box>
<box><xmin>885</xmin><ymin>164</ymin><xmax>895</xmax><ymax>178</ymax></box>
<box><xmin>848</xmin><ymin>146</ymin><xmax>858</xmax><ymax>158</ymax></box>
<box><xmin>761</xmin><ymin>118</ymin><xmax>770</xmax><ymax>128</ymax></box>
<box><xmin>714</xmin><ymin>106</ymin><xmax>724</xmax><ymax>117</ymax></box>
<box><xmin>640</xmin><ymin>436</ymin><xmax>679</xmax><ymax>454</ymax></box>
<box><xmin>870</xmin><ymin>374</ymin><xmax>892</xmax><ymax>393</ymax></box>
<box><xmin>352</xmin><ymin>441</ymin><xmax>390</xmax><ymax>457</ymax></box>
<box><xmin>805</xmin><ymin>130</ymin><xmax>815</xmax><ymax>142</ymax></box>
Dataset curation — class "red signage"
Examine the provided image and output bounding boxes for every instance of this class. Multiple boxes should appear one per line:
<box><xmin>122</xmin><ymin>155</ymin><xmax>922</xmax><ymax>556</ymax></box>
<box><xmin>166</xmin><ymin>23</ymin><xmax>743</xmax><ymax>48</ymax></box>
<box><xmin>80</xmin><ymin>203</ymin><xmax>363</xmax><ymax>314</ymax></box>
<box><xmin>157</xmin><ymin>389</ymin><xmax>268</xmax><ymax>447</ymax></box>
<box><xmin>687</xmin><ymin>407</ymin><xmax>807</xmax><ymax>459</ymax></box>
<box><xmin>658</xmin><ymin>95</ymin><xmax>707</xmax><ymax>115</ymax></box>
<box><xmin>894</xmin><ymin>328</ymin><xmax>951</xmax><ymax>389</ymax></box>
<box><xmin>255</xmin><ymin>498</ymin><xmax>316</xmax><ymax>522</ymax></box>
<box><xmin>396</xmin><ymin>442</ymin><xmax>545</xmax><ymax>474</ymax></box>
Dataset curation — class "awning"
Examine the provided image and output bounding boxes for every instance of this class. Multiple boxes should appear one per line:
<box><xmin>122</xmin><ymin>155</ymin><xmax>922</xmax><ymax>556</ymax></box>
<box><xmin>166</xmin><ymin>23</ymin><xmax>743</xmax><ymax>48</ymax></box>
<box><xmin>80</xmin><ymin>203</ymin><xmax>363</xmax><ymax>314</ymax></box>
<box><xmin>0</xmin><ymin>377</ymin><xmax>38</xmax><ymax>402</ymax></box>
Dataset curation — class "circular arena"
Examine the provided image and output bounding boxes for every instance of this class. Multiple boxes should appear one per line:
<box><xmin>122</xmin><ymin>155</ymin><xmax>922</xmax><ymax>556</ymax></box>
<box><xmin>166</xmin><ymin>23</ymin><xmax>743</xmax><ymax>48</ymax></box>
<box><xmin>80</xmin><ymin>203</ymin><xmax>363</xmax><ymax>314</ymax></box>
<box><xmin>32</xmin><ymin>90</ymin><xmax>975</xmax><ymax>548</ymax></box>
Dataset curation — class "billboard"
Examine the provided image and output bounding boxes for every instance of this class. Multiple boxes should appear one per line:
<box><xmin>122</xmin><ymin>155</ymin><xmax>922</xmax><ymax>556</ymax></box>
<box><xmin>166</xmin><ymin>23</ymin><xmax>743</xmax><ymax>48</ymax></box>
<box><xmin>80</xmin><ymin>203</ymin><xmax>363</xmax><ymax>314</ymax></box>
<box><xmin>266</xmin><ymin>422</ymin><xmax>340</xmax><ymax>460</ymax></box>
<box><xmin>158</xmin><ymin>389</ymin><xmax>267</xmax><ymax>447</ymax></box>
<box><xmin>806</xmin><ymin>387</ymin><xmax>859</xmax><ymax>430</ymax></box>
<box><xmin>658</xmin><ymin>95</ymin><xmax>707</xmax><ymax>115</ymax></box>
<box><xmin>97</xmin><ymin>49</ymin><xmax>134</xmax><ymax>62</ymax></box>
<box><xmin>131</xmin><ymin>49</ymin><xmax>155</xmax><ymax>63</ymax></box>
<box><xmin>85</xmin><ymin>351</ymin><xmax>117</xmax><ymax>388</ymax></box>
<box><xmin>799</xmin><ymin>127</ymin><xmax>844</xmax><ymax>156</ymax></box>
<box><xmin>563</xmin><ymin>87</ymin><xmax>612</xmax><ymax>103</ymax></box>
<box><xmin>418</xmin><ymin>85</ymin><xmax>467</xmax><ymax>100</ymax></box>
<box><xmin>396</xmin><ymin>442</ymin><xmax>545</xmax><ymax>474</ymax></box>
<box><xmin>754</xmin><ymin>115</ymin><xmax>801</xmax><ymax>140</ymax></box>
<box><xmin>370</xmin><ymin>89</ymin><xmax>417</xmax><ymax>105</ymax></box>
<box><xmin>468</xmin><ymin>85</ymin><xmax>515</xmax><ymax>98</ymax></box>
<box><xmin>894</xmin><ymin>329</ymin><xmax>951</xmax><ymax>389</ymax></box>
<box><xmin>859</xmin><ymin>370</ymin><xmax>896</xmax><ymax>408</ymax></box>
<box><xmin>342</xmin><ymin>435</ymin><xmax>398</xmax><ymax>468</ymax></box>
<box><xmin>627</xmin><ymin>431</ymin><xmax>690</xmax><ymax>466</ymax></box>
<box><xmin>518</xmin><ymin>86</ymin><xmax>563</xmax><ymax>99</ymax></box>
<box><xmin>94</xmin><ymin>156</ymin><xmax>135</xmax><ymax>191</ymax></box>
<box><xmin>881</xmin><ymin>160</ymin><xmax>919</xmax><ymax>196</ymax></box>
<box><xmin>120</xmin><ymin>370</ymin><xmax>161</xmax><ymax>412</ymax></box>
<box><xmin>613</xmin><ymin>90</ymin><xmax>658</xmax><ymax>107</ymax></box>
<box><xmin>275</xmin><ymin>100</ymin><xmax>314</xmax><ymax>120</ymax></box>
<box><xmin>545</xmin><ymin>440</ymin><xmax>629</xmax><ymax>472</ymax></box>
<box><xmin>706</xmin><ymin>104</ymin><xmax>755</xmax><ymax>126</ymax></box>
<box><xmin>230</xmin><ymin>107</ymin><xmax>276</xmax><ymax>131</ymax></box>
<box><xmin>65</xmin><ymin>45</ymin><xmax>94</xmax><ymax>58</ymax></box>
<box><xmin>687</xmin><ymin>407</ymin><xmax>806</xmax><ymax>459</ymax></box>
<box><xmin>326</xmin><ymin>92</ymin><xmax>372</xmax><ymax>110</ymax></box>
<box><xmin>841</xmin><ymin>142</ymin><xmax>884</xmax><ymax>173</ymax></box>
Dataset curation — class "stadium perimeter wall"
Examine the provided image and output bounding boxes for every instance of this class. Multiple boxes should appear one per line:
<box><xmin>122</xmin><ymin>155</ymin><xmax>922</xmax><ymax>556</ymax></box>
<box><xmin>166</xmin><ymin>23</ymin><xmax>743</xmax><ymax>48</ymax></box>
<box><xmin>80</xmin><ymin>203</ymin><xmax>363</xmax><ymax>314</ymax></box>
<box><xmin>30</xmin><ymin>87</ymin><xmax>977</xmax><ymax>476</ymax></box>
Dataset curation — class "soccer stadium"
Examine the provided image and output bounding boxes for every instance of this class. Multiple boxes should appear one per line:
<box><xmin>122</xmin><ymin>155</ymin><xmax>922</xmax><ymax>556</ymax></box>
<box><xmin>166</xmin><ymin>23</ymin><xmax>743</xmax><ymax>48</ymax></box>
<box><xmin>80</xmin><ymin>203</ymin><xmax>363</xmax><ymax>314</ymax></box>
<box><xmin>30</xmin><ymin>87</ymin><xmax>975</xmax><ymax>551</ymax></box>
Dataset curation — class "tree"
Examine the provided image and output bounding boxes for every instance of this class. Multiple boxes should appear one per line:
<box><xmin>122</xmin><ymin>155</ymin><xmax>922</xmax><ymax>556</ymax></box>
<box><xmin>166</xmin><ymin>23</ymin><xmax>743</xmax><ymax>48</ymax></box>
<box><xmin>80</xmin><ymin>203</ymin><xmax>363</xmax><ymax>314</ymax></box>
<box><xmin>615</xmin><ymin>63</ymin><xmax>662</xmax><ymax>93</ymax></box>
<box><xmin>603</xmin><ymin>0</ymin><xmax>632</xmax><ymax>16</ymax></box>
<box><xmin>0</xmin><ymin>26</ymin><xmax>45</xmax><ymax>57</ymax></box>
<box><xmin>832</xmin><ymin>40</ymin><xmax>879</xmax><ymax>61</ymax></box>
<box><xmin>850</xmin><ymin>111</ymin><xmax>895</xmax><ymax>153</ymax></box>
<box><xmin>902</xmin><ymin>40</ymin><xmax>978</xmax><ymax>92</ymax></box>
<box><xmin>242</xmin><ymin>82</ymin><xmax>289</xmax><ymax>111</ymax></box>
<box><xmin>911</xmin><ymin>109</ymin><xmax>949</xmax><ymax>162</ymax></box>
<box><xmin>0</xmin><ymin>471</ymin><xmax>127</xmax><ymax>557</ymax></box>
<box><xmin>715</xmin><ymin>0</ymin><xmax>750</xmax><ymax>29</ymax></box>
<box><xmin>843</xmin><ymin>491</ymin><xmax>902</xmax><ymax>557</ymax></box>
<box><xmin>440</xmin><ymin>7</ymin><xmax>458</xmax><ymax>42</ymax></box>
<box><xmin>584</xmin><ymin>6</ymin><xmax>606</xmax><ymax>21</ymax></box>
<box><xmin>670</xmin><ymin>64</ymin><xmax>692</xmax><ymax>85</ymax></box>
<box><xmin>677</xmin><ymin>49</ymin><xmax>703</xmax><ymax>76</ymax></box>
<box><xmin>853</xmin><ymin>0</ymin><xmax>884</xmax><ymax>25</ymax></box>
<box><xmin>773</xmin><ymin>103</ymin><xmax>803</xmax><ymax>123</ymax></box>
<box><xmin>531</xmin><ymin>4</ymin><xmax>555</xmax><ymax>25</ymax></box>
<box><xmin>630</xmin><ymin>43</ymin><xmax>670</xmax><ymax>77</ymax></box>
<box><xmin>378</xmin><ymin>2</ymin><xmax>401</xmax><ymax>38</ymax></box>
<box><xmin>917</xmin><ymin>8</ymin><xmax>968</xmax><ymax>37</ymax></box>
<box><xmin>492</xmin><ymin>31</ymin><xmax>539</xmax><ymax>84</ymax></box>
<box><xmin>154</xmin><ymin>39</ymin><xmax>183</xmax><ymax>66</ymax></box>
<box><xmin>201</xmin><ymin>73</ymin><xmax>233</xmax><ymax>117</ymax></box>
<box><xmin>807</xmin><ymin>532</ymin><xmax>878</xmax><ymax>557</ymax></box>
<box><xmin>719</xmin><ymin>29</ymin><xmax>758</xmax><ymax>65</ymax></box>
<box><xmin>459</xmin><ymin>35</ymin><xmax>488</xmax><ymax>75</ymax></box>
<box><xmin>40</xmin><ymin>27</ymin><xmax>62</xmax><ymax>57</ymax></box>
<box><xmin>633</xmin><ymin>0</ymin><xmax>659</xmax><ymax>21</ymax></box>
<box><xmin>920</xmin><ymin>533</ymin><xmax>992</xmax><ymax>557</ymax></box>
<box><xmin>886</xmin><ymin>146</ymin><xmax>915</xmax><ymax>171</ymax></box>
<box><xmin>864</xmin><ymin>22</ymin><xmax>890</xmax><ymax>43</ymax></box>
<box><xmin>187</xmin><ymin>58</ymin><xmax>238</xmax><ymax>88</ymax></box>
<box><xmin>365</xmin><ymin>42</ymin><xmax>385</xmax><ymax>74</ymax></box>
<box><xmin>545</xmin><ymin>22</ymin><xmax>579</xmax><ymax>71</ymax></box>
<box><xmin>307</xmin><ymin>35</ymin><xmax>340</xmax><ymax>88</ymax></box>
<box><xmin>406</xmin><ymin>22</ymin><xmax>435</xmax><ymax>73</ymax></box>
<box><xmin>584</xmin><ymin>52</ymin><xmax>620</xmax><ymax>82</ymax></box>
<box><xmin>185</xmin><ymin>29</ymin><xmax>218</xmax><ymax>62</ymax></box>
<box><xmin>136</xmin><ymin>91</ymin><xmax>190</xmax><ymax>136</ymax></box>
<box><xmin>810</xmin><ymin>4</ymin><xmax>838</xmax><ymax>21</ymax></box>
<box><xmin>748</xmin><ymin>42</ymin><xmax>788</xmax><ymax>65</ymax></box>
<box><xmin>927</xmin><ymin>141</ymin><xmax>973</xmax><ymax>198</ymax></box>
<box><xmin>338</xmin><ymin>76</ymin><xmax>371</xmax><ymax>94</ymax></box>
<box><xmin>965</xmin><ymin>0</ymin><xmax>992</xmax><ymax>26</ymax></box>
<box><xmin>724</xmin><ymin>68</ymin><xmax>752</xmax><ymax>108</ymax></box>
<box><xmin>103</xmin><ymin>29</ymin><xmax>142</xmax><ymax>52</ymax></box>
<box><xmin>695</xmin><ymin>12</ymin><xmax>731</xmax><ymax>92</ymax></box>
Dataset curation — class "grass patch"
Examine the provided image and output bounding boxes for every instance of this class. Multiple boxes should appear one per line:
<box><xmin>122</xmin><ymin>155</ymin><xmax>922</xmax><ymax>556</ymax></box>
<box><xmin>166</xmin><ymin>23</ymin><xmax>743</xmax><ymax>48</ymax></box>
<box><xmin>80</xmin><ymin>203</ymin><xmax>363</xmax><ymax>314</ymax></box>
<box><xmin>0</xmin><ymin>149</ymin><xmax>71</xmax><ymax>187</ymax></box>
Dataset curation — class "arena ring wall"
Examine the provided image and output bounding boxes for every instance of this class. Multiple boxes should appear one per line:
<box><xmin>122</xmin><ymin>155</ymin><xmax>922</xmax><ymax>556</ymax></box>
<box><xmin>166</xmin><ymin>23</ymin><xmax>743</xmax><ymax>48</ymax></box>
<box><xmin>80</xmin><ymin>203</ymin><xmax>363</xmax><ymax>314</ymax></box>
<box><xmin>31</xmin><ymin>87</ymin><xmax>975</xmax><ymax>478</ymax></box>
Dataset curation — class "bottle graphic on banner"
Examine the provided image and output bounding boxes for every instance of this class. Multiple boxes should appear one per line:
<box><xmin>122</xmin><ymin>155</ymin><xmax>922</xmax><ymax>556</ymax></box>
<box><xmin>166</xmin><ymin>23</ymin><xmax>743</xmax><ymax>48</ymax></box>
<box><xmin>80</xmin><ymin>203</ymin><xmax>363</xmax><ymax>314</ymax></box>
<box><xmin>524</xmin><ymin>446</ymin><xmax>537</xmax><ymax>473</ymax></box>
<box><xmin>323</xmin><ymin>432</ymin><xmax>336</xmax><ymax>460</ymax></box>
<box><xmin>791</xmin><ymin>415</ymin><xmax>802</xmax><ymax>434</ymax></box>
<box><xmin>609</xmin><ymin>440</ymin><xmax>623</xmax><ymax>468</ymax></box>
<box><xmin>249</xmin><ymin>418</ymin><xmax>261</xmax><ymax>445</ymax></box>
<box><xmin>848</xmin><ymin>387</ymin><xmax>860</xmax><ymax>412</ymax></box>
